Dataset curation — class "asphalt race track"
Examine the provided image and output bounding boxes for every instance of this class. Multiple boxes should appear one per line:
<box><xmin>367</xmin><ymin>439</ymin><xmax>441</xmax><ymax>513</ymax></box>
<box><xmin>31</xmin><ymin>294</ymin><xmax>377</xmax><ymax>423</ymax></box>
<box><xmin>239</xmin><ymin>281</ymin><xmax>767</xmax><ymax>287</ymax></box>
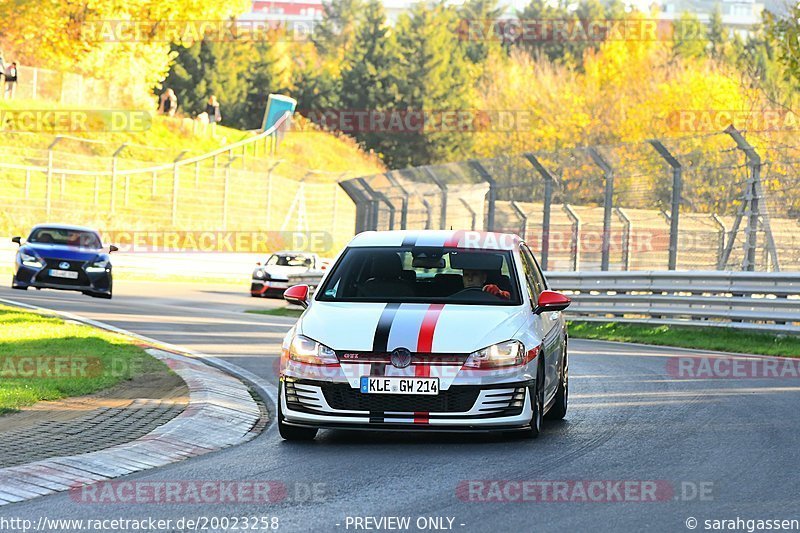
<box><xmin>2</xmin><ymin>282</ymin><xmax>799</xmax><ymax>533</ymax></box>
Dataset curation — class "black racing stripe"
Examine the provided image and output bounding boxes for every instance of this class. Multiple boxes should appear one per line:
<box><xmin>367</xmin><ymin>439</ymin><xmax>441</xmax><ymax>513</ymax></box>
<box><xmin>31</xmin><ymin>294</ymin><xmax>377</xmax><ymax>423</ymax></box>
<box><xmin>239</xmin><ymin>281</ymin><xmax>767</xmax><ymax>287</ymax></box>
<box><xmin>401</xmin><ymin>234</ymin><xmax>418</xmax><ymax>247</ymax></box>
<box><xmin>372</xmin><ymin>303</ymin><xmax>400</xmax><ymax>353</ymax></box>
<box><xmin>369</xmin><ymin>362</ymin><xmax>387</xmax><ymax>423</ymax></box>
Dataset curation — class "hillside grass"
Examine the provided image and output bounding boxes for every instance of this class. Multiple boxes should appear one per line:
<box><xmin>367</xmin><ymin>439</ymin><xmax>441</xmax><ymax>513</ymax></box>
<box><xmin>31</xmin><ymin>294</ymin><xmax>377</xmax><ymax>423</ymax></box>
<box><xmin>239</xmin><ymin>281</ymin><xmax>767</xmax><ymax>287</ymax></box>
<box><xmin>0</xmin><ymin>98</ymin><xmax>384</xmax><ymax>241</ymax></box>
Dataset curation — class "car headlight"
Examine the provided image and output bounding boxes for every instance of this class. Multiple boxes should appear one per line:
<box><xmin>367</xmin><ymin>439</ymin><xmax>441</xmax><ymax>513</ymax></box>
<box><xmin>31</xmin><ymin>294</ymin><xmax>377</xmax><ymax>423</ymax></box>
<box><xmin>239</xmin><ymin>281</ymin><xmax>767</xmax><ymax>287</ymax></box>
<box><xmin>287</xmin><ymin>334</ymin><xmax>338</xmax><ymax>366</ymax></box>
<box><xmin>19</xmin><ymin>251</ymin><xmax>43</xmax><ymax>268</ymax></box>
<box><xmin>463</xmin><ymin>340</ymin><xmax>529</xmax><ymax>369</ymax></box>
<box><xmin>254</xmin><ymin>269</ymin><xmax>265</xmax><ymax>279</ymax></box>
<box><xmin>85</xmin><ymin>259</ymin><xmax>110</xmax><ymax>273</ymax></box>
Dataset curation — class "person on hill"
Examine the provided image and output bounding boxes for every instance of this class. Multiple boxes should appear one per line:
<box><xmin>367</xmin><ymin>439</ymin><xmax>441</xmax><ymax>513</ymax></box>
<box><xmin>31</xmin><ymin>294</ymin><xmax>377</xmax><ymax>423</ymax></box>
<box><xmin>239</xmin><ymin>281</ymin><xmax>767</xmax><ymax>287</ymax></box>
<box><xmin>0</xmin><ymin>51</ymin><xmax>6</xmax><ymax>87</ymax></box>
<box><xmin>159</xmin><ymin>88</ymin><xmax>178</xmax><ymax>116</ymax></box>
<box><xmin>206</xmin><ymin>95</ymin><xmax>221</xmax><ymax>135</ymax></box>
<box><xmin>4</xmin><ymin>62</ymin><xmax>17</xmax><ymax>99</ymax></box>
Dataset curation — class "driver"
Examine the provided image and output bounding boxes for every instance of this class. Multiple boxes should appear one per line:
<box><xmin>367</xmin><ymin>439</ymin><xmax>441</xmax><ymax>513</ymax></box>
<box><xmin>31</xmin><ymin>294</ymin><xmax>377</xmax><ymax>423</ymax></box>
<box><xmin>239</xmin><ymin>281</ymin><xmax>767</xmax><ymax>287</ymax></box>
<box><xmin>462</xmin><ymin>269</ymin><xmax>510</xmax><ymax>299</ymax></box>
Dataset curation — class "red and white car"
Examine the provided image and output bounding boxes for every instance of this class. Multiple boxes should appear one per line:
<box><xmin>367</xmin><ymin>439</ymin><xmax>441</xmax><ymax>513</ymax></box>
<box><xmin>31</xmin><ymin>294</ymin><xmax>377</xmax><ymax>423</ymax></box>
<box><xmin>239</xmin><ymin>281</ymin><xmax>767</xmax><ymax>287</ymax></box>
<box><xmin>250</xmin><ymin>252</ymin><xmax>326</xmax><ymax>297</ymax></box>
<box><xmin>276</xmin><ymin>230</ymin><xmax>571</xmax><ymax>440</ymax></box>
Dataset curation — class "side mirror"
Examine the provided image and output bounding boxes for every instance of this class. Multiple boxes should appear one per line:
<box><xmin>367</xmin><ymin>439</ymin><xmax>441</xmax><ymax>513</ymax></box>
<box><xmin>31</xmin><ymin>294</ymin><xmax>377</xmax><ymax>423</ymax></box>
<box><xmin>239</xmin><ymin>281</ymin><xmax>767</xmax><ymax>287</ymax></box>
<box><xmin>283</xmin><ymin>284</ymin><xmax>310</xmax><ymax>308</ymax></box>
<box><xmin>534</xmin><ymin>290</ymin><xmax>571</xmax><ymax>314</ymax></box>
<box><xmin>109</xmin><ymin>245</ymin><xmax>119</xmax><ymax>253</ymax></box>
<box><xmin>12</xmin><ymin>236</ymin><xmax>21</xmax><ymax>246</ymax></box>
<box><xmin>256</xmin><ymin>262</ymin><xmax>261</xmax><ymax>266</ymax></box>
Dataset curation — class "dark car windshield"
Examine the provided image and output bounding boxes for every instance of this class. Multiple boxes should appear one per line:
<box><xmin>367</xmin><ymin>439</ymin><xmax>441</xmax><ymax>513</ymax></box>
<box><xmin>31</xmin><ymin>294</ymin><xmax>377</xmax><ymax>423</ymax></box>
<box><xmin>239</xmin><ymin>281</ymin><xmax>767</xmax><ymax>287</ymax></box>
<box><xmin>267</xmin><ymin>254</ymin><xmax>313</xmax><ymax>267</ymax></box>
<box><xmin>28</xmin><ymin>228</ymin><xmax>102</xmax><ymax>249</ymax></box>
<box><xmin>316</xmin><ymin>246</ymin><xmax>521</xmax><ymax>305</ymax></box>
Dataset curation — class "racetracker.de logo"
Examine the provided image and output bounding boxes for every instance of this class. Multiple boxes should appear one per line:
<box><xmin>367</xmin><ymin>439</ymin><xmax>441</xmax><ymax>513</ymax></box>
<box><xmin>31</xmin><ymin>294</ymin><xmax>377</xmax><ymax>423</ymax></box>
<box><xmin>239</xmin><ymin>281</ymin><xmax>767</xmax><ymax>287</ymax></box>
<box><xmin>667</xmin><ymin>356</ymin><xmax>800</xmax><ymax>379</ymax></box>
<box><xmin>0</xmin><ymin>110</ymin><xmax>151</xmax><ymax>133</ymax></box>
<box><xmin>80</xmin><ymin>20</ymin><xmax>318</xmax><ymax>43</ymax></box>
<box><xmin>667</xmin><ymin>109</ymin><xmax>799</xmax><ymax>132</ymax></box>
<box><xmin>98</xmin><ymin>230</ymin><xmax>332</xmax><ymax>253</ymax></box>
<box><xmin>457</xmin><ymin>480</ymin><xmax>713</xmax><ymax>502</ymax></box>
<box><xmin>71</xmin><ymin>481</ymin><xmax>287</xmax><ymax>504</ymax></box>
<box><xmin>457</xmin><ymin>18</ymin><xmax>686</xmax><ymax>43</ymax></box>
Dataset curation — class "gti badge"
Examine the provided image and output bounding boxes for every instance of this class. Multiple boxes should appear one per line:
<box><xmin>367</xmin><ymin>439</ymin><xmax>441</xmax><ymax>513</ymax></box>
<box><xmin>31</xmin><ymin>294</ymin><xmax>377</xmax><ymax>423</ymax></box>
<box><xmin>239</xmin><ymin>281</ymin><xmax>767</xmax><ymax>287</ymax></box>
<box><xmin>390</xmin><ymin>347</ymin><xmax>412</xmax><ymax>369</ymax></box>
<box><xmin>59</xmin><ymin>262</ymin><xmax>71</xmax><ymax>269</ymax></box>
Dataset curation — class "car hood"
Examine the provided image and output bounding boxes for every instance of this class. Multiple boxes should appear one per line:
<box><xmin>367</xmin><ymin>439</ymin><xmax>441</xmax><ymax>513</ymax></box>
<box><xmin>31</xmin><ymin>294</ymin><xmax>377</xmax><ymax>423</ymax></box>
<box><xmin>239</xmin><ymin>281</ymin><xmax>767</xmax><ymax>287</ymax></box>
<box><xmin>263</xmin><ymin>265</ymin><xmax>307</xmax><ymax>280</ymax></box>
<box><xmin>299</xmin><ymin>301</ymin><xmax>528</xmax><ymax>354</ymax></box>
<box><xmin>21</xmin><ymin>243</ymin><xmax>102</xmax><ymax>262</ymax></box>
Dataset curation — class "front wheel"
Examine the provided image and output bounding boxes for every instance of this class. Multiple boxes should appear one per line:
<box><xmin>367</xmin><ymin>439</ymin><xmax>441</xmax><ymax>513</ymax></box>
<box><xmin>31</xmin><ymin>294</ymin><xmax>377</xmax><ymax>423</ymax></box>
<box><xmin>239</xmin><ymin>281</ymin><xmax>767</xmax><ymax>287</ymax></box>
<box><xmin>513</xmin><ymin>364</ymin><xmax>544</xmax><ymax>439</ymax></box>
<box><xmin>278</xmin><ymin>384</ymin><xmax>318</xmax><ymax>441</ymax></box>
<box><xmin>546</xmin><ymin>360</ymin><xmax>568</xmax><ymax>420</ymax></box>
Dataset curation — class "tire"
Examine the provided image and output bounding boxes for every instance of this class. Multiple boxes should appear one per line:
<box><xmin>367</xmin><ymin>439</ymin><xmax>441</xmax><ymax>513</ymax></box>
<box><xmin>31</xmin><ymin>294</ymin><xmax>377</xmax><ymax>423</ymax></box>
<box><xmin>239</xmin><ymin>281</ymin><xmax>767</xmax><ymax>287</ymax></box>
<box><xmin>278</xmin><ymin>383</ymin><xmax>318</xmax><ymax>441</ymax></box>
<box><xmin>88</xmin><ymin>290</ymin><xmax>112</xmax><ymax>299</ymax></box>
<box><xmin>514</xmin><ymin>363</ymin><xmax>544</xmax><ymax>439</ymax></box>
<box><xmin>546</xmin><ymin>344</ymin><xmax>568</xmax><ymax>420</ymax></box>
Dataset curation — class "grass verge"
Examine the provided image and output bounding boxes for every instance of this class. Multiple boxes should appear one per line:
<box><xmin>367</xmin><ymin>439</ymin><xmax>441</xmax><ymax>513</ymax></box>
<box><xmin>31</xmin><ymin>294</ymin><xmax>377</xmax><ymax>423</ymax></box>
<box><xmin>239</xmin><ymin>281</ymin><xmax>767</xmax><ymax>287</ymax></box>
<box><xmin>568</xmin><ymin>321</ymin><xmax>800</xmax><ymax>357</ymax></box>
<box><xmin>0</xmin><ymin>305</ymin><xmax>167</xmax><ymax>414</ymax></box>
<box><xmin>246</xmin><ymin>307</ymin><xmax>304</xmax><ymax>318</ymax></box>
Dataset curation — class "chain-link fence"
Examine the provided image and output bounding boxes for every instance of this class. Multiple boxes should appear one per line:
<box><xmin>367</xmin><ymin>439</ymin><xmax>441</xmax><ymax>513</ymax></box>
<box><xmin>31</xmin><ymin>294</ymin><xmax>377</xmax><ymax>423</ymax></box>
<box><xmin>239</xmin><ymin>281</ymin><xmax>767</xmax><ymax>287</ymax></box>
<box><xmin>6</xmin><ymin>65</ymin><xmax>132</xmax><ymax>107</ymax></box>
<box><xmin>0</xmin><ymin>114</ymin><xmax>360</xmax><ymax>256</ymax></box>
<box><xmin>341</xmin><ymin>127</ymin><xmax>800</xmax><ymax>271</ymax></box>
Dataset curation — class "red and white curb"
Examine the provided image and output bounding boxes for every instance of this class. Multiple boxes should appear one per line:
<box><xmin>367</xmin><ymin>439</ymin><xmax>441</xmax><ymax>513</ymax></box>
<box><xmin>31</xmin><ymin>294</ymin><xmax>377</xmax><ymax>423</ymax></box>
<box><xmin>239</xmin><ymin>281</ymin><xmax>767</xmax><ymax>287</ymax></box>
<box><xmin>0</xmin><ymin>300</ymin><xmax>270</xmax><ymax>507</ymax></box>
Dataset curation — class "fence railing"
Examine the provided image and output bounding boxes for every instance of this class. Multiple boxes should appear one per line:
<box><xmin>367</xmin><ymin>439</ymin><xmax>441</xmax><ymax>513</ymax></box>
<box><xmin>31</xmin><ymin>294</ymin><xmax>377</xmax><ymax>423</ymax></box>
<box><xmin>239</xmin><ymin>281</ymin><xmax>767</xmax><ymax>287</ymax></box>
<box><xmin>288</xmin><ymin>270</ymin><xmax>800</xmax><ymax>333</ymax></box>
<box><xmin>341</xmin><ymin>127</ymin><xmax>800</xmax><ymax>272</ymax></box>
<box><xmin>5</xmin><ymin>64</ymin><xmax>132</xmax><ymax>107</ymax></box>
<box><xmin>548</xmin><ymin>271</ymin><xmax>800</xmax><ymax>333</ymax></box>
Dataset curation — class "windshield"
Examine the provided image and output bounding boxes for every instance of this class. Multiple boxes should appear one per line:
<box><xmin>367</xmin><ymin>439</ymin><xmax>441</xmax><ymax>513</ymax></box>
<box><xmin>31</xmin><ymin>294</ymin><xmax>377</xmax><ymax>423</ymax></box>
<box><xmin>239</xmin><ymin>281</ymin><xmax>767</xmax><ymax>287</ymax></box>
<box><xmin>27</xmin><ymin>228</ymin><xmax>102</xmax><ymax>249</ymax></box>
<box><xmin>267</xmin><ymin>254</ymin><xmax>313</xmax><ymax>267</ymax></box>
<box><xmin>316</xmin><ymin>246</ymin><xmax>521</xmax><ymax>305</ymax></box>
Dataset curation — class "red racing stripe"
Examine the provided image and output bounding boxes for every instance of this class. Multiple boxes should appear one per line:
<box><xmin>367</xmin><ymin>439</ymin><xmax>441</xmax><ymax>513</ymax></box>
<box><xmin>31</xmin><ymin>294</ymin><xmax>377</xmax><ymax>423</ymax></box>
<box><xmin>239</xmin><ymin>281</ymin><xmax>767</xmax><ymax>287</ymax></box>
<box><xmin>417</xmin><ymin>303</ymin><xmax>445</xmax><ymax>353</ymax></box>
<box><xmin>414</xmin><ymin>303</ymin><xmax>443</xmax><ymax>425</ymax></box>
<box><xmin>414</xmin><ymin>363</ymin><xmax>430</xmax><ymax>424</ymax></box>
<box><xmin>443</xmin><ymin>230</ymin><xmax>464</xmax><ymax>248</ymax></box>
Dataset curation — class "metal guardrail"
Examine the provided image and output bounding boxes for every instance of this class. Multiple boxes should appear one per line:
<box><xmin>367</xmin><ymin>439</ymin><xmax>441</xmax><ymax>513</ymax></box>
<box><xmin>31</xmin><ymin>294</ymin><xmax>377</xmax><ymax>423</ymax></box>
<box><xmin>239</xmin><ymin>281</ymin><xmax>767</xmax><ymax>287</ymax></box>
<box><xmin>548</xmin><ymin>271</ymin><xmax>800</xmax><ymax>333</ymax></box>
<box><xmin>289</xmin><ymin>270</ymin><xmax>800</xmax><ymax>333</ymax></box>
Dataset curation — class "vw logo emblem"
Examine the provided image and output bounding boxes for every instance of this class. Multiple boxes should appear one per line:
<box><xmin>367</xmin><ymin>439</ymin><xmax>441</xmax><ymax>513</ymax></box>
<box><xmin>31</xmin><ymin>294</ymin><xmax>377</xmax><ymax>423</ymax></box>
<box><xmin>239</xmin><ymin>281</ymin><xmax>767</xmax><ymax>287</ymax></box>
<box><xmin>390</xmin><ymin>347</ymin><xmax>412</xmax><ymax>369</ymax></box>
<box><xmin>59</xmin><ymin>261</ymin><xmax>71</xmax><ymax>270</ymax></box>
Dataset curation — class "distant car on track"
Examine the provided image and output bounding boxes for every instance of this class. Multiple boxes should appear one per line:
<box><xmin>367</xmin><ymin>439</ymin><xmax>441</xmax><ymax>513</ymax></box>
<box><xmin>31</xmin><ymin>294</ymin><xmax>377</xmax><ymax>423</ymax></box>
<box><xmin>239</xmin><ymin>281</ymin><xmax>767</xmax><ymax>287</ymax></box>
<box><xmin>250</xmin><ymin>251</ymin><xmax>327</xmax><ymax>298</ymax></box>
<box><xmin>11</xmin><ymin>224</ymin><xmax>117</xmax><ymax>299</ymax></box>
<box><xmin>276</xmin><ymin>230</ymin><xmax>571</xmax><ymax>440</ymax></box>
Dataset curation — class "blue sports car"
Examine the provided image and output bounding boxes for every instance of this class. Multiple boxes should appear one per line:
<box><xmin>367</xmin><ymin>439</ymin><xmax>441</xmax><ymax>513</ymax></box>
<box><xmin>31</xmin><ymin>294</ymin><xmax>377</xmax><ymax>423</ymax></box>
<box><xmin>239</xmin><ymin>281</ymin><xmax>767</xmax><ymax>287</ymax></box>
<box><xmin>12</xmin><ymin>224</ymin><xmax>117</xmax><ymax>299</ymax></box>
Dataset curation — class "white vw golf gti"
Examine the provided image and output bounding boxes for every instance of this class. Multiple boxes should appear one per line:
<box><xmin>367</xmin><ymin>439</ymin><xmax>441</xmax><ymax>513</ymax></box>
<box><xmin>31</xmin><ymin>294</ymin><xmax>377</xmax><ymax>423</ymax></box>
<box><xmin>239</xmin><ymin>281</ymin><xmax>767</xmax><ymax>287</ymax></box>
<box><xmin>277</xmin><ymin>230</ymin><xmax>571</xmax><ymax>440</ymax></box>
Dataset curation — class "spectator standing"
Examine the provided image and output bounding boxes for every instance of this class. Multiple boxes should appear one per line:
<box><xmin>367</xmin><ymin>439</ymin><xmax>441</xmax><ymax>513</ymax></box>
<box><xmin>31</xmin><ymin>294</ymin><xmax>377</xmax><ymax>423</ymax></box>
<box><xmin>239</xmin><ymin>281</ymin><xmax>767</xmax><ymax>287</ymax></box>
<box><xmin>206</xmin><ymin>95</ymin><xmax>221</xmax><ymax>134</ymax></box>
<box><xmin>159</xmin><ymin>88</ymin><xmax>178</xmax><ymax>116</ymax></box>
<box><xmin>0</xmin><ymin>51</ymin><xmax>5</xmax><ymax>87</ymax></box>
<box><xmin>4</xmin><ymin>62</ymin><xmax>17</xmax><ymax>99</ymax></box>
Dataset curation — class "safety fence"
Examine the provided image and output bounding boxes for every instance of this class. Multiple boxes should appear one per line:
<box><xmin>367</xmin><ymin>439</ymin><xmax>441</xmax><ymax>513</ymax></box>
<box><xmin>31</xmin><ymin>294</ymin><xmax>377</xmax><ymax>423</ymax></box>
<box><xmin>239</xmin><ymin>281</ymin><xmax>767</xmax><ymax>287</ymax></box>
<box><xmin>341</xmin><ymin>127</ymin><xmax>800</xmax><ymax>272</ymax></box>
<box><xmin>0</xmin><ymin>112</ymin><xmax>363</xmax><ymax>255</ymax></box>
<box><xmin>3</xmin><ymin>64</ymin><xmax>132</xmax><ymax>107</ymax></box>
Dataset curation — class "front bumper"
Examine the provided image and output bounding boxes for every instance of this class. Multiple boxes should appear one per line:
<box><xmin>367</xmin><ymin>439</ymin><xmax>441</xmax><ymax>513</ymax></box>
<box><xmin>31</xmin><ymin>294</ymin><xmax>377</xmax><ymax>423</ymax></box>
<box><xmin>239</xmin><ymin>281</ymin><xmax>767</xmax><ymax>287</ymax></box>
<box><xmin>250</xmin><ymin>279</ymin><xmax>289</xmax><ymax>295</ymax></box>
<box><xmin>281</xmin><ymin>377</ymin><xmax>534</xmax><ymax>431</ymax></box>
<box><xmin>13</xmin><ymin>263</ymin><xmax>112</xmax><ymax>294</ymax></box>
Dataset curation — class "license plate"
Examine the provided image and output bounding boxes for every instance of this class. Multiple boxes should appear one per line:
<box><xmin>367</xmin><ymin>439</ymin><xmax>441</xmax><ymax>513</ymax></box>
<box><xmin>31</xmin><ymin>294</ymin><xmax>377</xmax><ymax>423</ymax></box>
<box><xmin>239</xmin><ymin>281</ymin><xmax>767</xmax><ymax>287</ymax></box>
<box><xmin>360</xmin><ymin>376</ymin><xmax>439</xmax><ymax>395</ymax></box>
<box><xmin>49</xmin><ymin>269</ymin><xmax>78</xmax><ymax>279</ymax></box>
<box><xmin>269</xmin><ymin>281</ymin><xmax>288</xmax><ymax>289</ymax></box>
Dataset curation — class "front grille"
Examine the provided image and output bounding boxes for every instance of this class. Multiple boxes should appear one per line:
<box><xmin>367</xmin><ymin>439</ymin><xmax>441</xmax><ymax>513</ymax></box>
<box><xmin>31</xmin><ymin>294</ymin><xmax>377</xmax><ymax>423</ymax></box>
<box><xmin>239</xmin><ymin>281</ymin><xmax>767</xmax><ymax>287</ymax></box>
<box><xmin>38</xmin><ymin>259</ymin><xmax>90</xmax><ymax>286</ymax></box>
<box><xmin>250</xmin><ymin>282</ymin><xmax>262</xmax><ymax>292</ymax></box>
<box><xmin>320</xmin><ymin>383</ymin><xmax>480</xmax><ymax>413</ymax></box>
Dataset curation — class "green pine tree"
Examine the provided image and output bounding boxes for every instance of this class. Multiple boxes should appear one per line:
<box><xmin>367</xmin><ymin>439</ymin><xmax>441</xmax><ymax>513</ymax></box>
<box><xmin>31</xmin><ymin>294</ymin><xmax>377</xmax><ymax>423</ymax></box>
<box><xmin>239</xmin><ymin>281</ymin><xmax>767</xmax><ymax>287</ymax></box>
<box><xmin>392</xmin><ymin>4</ymin><xmax>477</xmax><ymax>167</ymax></box>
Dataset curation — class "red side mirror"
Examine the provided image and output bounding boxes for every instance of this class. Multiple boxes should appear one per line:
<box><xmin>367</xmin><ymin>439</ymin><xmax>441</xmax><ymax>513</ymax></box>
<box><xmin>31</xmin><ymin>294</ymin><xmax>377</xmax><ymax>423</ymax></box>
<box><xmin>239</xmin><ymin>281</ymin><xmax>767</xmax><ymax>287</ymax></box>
<box><xmin>283</xmin><ymin>284</ymin><xmax>310</xmax><ymax>308</ymax></box>
<box><xmin>535</xmin><ymin>290</ymin><xmax>571</xmax><ymax>314</ymax></box>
